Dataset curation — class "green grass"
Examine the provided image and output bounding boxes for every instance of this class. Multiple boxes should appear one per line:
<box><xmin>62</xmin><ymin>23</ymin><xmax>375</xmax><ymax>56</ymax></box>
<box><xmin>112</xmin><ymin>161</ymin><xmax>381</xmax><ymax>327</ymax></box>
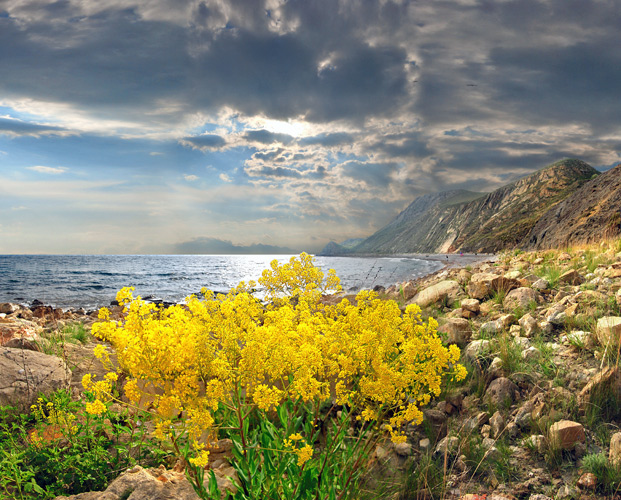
<box><xmin>581</xmin><ymin>453</ymin><xmax>621</xmax><ymax>495</ymax></box>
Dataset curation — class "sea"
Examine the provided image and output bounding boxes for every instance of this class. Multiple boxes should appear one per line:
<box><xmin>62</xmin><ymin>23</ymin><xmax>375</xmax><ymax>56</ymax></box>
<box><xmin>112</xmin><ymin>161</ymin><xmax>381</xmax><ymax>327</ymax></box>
<box><xmin>0</xmin><ymin>254</ymin><xmax>445</xmax><ymax>310</ymax></box>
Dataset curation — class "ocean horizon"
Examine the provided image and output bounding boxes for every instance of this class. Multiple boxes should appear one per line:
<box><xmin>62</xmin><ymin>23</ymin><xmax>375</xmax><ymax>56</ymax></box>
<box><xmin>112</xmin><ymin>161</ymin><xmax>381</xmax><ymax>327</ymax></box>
<box><xmin>0</xmin><ymin>254</ymin><xmax>448</xmax><ymax>310</ymax></box>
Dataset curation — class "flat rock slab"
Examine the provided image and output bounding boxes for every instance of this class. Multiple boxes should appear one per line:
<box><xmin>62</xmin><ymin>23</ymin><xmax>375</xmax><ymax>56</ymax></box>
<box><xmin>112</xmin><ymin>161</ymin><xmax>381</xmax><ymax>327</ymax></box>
<box><xmin>0</xmin><ymin>347</ymin><xmax>71</xmax><ymax>410</ymax></box>
<box><xmin>54</xmin><ymin>464</ymin><xmax>237</xmax><ymax>500</ymax></box>
<box><xmin>411</xmin><ymin>280</ymin><xmax>461</xmax><ymax>308</ymax></box>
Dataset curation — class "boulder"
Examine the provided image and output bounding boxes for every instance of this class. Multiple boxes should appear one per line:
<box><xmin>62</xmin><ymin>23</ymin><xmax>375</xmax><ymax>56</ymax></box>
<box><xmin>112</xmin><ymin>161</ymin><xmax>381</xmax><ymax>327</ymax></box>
<box><xmin>617</xmin><ymin>289</ymin><xmax>621</xmax><ymax>307</ymax></box>
<box><xmin>595</xmin><ymin>316</ymin><xmax>621</xmax><ymax>348</ymax></box>
<box><xmin>503</xmin><ymin>287</ymin><xmax>540</xmax><ymax>311</ymax></box>
<box><xmin>0</xmin><ymin>347</ymin><xmax>71</xmax><ymax>410</ymax></box>
<box><xmin>485</xmin><ymin>377</ymin><xmax>519</xmax><ymax>407</ymax></box>
<box><xmin>0</xmin><ymin>318</ymin><xmax>42</xmax><ymax>345</ymax></box>
<box><xmin>0</xmin><ymin>303</ymin><xmax>20</xmax><ymax>314</ymax></box>
<box><xmin>53</xmin><ymin>464</ymin><xmax>229</xmax><ymax>500</ymax></box>
<box><xmin>558</xmin><ymin>269</ymin><xmax>585</xmax><ymax>286</ymax></box>
<box><xmin>437</xmin><ymin>318</ymin><xmax>471</xmax><ymax>347</ymax></box>
<box><xmin>467</xmin><ymin>273</ymin><xmax>520</xmax><ymax>300</ymax></box>
<box><xmin>411</xmin><ymin>280</ymin><xmax>461</xmax><ymax>308</ymax></box>
<box><xmin>549</xmin><ymin>420</ymin><xmax>585</xmax><ymax>450</ymax></box>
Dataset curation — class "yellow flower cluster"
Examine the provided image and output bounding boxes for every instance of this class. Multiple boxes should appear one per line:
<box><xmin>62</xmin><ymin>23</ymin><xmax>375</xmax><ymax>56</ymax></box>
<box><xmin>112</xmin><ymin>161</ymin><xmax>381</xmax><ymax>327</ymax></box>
<box><xmin>90</xmin><ymin>253</ymin><xmax>465</xmax><ymax>464</ymax></box>
<box><xmin>30</xmin><ymin>397</ymin><xmax>78</xmax><ymax>436</ymax></box>
<box><xmin>81</xmin><ymin>372</ymin><xmax>116</xmax><ymax>415</ymax></box>
<box><xmin>284</xmin><ymin>433</ymin><xmax>313</xmax><ymax>466</ymax></box>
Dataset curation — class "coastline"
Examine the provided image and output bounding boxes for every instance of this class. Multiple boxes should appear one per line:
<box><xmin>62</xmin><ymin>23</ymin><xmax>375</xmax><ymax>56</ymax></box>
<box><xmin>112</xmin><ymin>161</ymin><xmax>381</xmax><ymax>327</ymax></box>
<box><xmin>0</xmin><ymin>253</ymin><xmax>493</xmax><ymax>310</ymax></box>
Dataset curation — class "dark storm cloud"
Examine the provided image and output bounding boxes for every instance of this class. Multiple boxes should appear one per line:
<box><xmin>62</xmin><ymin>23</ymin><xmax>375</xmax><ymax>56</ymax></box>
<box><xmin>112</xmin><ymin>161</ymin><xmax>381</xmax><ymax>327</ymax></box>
<box><xmin>0</xmin><ymin>117</ymin><xmax>67</xmax><ymax>136</ymax></box>
<box><xmin>243</xmin><ymin>130</ymin><xmax>294</xmax><ymax>145</ymax></box>
<box><xmin>299</xmin><ymin>133</ymin><xmax>354</xmax><ymax>147</ymax></box>
<box><xmin>181</xmin><ymin>134</ymin><xmax>226</xmax><ymax>150</ymax></box>
<box><xmin>246</xmin><ymin>165</ymin><xmax>302</xmax><ymax>179</ymax></box>
<box><xmin>488</xmin><ymin>40</ymin><xmax>621</xmax><ymax>131</ymax></box>
<box><xmin>340</xmin><ymin>161</ymin><xmax>399</xmax><ymax>188</ymax></box>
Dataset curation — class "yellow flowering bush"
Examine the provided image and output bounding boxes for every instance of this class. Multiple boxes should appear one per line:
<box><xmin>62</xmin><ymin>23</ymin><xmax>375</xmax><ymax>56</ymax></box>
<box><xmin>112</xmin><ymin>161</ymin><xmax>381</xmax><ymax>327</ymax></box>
<box><xmin>90</xmin><ymin>253</ymin><xmax>465</xmax><ymax>499</ymax></box>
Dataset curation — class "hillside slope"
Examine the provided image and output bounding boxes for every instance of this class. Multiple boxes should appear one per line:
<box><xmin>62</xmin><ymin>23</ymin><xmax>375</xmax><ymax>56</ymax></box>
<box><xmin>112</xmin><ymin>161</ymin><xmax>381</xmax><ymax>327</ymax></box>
<box><xmin>524</xmin><ymin>163</ymin><xmax>621</xmax><ymax>250</ymax></box>
<box><xmin>325</xmin><ymin>159</ymin><xmax>599</xmax><ymax>255</ymax></box>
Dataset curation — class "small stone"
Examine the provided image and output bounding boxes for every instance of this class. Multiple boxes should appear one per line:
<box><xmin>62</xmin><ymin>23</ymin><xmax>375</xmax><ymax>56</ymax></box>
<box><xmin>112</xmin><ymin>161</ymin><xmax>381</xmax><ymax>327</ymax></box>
<box><xmin>596</xmin><ymin>316</ymin><xmax>621</xmax><ymax>348</ymax></box>
<box><xmin>462</xmin><ymin>340</ymin><xmax>491</xmax><ymax>363</ymax></box>
<box><xmin>375</xmin><ymin>444</ymin><xmax>389</xmax><ymax>460</ymax></box>
<box><xmin>437</xmin><ymin>318</ymin><xmax>472</xmax><ymax>347</ymax></box>
<box><xmin>549</xmin><ymin>420</ymin><xmax>585</xmax><ymax>450</ymax></box>
<box><xmin>433</xmin><ymin>436</ymin><xmax>460</xmax><ymax>458</ymax></box>
<box><xmin>419</xmin><ymin>438</ymin><xmax>431</xmax><ymax>452</ymax></box>
<box><xmin>461</xmin><ymin>298</ymin><xmax>480</xmax><ymax>313</ymax></box>
<box><xmin>529</xmin><ymin>494</ymin><xmax>553</xmax><ymax>500</ymax></box>
<box><xmin>558</xmin><ymin>269</ymin><xmax>584</xmax><ymax>286</ymax></box>
<box><xmin>490</xmin><ymin>411</ymin><xmax>505</xmax><ymax>439</ymax></box>
<box><xmin>532</xmin><ymin>278</ymin><xmax>550</xmax><ymax>291</ymax></box>
<box><xmin>394</xmin><ymin>442</ymin><xmax>412</xmax><ymax>457</ymax></box>
<box><xmin>485</xmin><ymin>377</ymin><xmax>519</xmax><ymax>407</ymax></box>
<box><xmin>556</xmin><ymin>484</ymin><xmax>578</xmax><ymax>500</ymax></box>
<box><xmin>519</xmin><ymin>314</ymin><xmax>539</xmax><ymax>337</ymax></box>
<box><xmin>0</xmin><ymin>303</ymin><xmax>20</xmax><ymax>314</ymax></box>
<box><xmin>524</xmin><ymin>434</ymin><xmax>545</xmax><ymax>453</ymax></box>
<box><xmin>504</xmin><ymin>287</ymin><xmax>540</xmax><ymax>311</ymax></box>
<box><xmin>609</xmin><ymin>432</ymin><xmax>621</xmax><ymax>466</ymax></box>
<box><xmin>576</xmin><ymin>472</ymin><xmax>597</xmax><ymax>490</ymax></box>
<box><xmin>401</xmin><ymin>281</ymin><xmax>417</xmax><ymax>301</ymax></box>
<box><xmin>522</xmin><ymin>346</ymin><xmax>540</xmax><ymax>361</ymax></box>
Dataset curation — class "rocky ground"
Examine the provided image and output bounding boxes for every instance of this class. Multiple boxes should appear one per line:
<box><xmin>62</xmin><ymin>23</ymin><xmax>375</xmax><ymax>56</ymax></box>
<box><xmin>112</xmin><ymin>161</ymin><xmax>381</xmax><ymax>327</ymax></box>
<box><xmin>3</xmin><ymin>240</ymin><xmax>621</xmax><ymax>499</ymax></box>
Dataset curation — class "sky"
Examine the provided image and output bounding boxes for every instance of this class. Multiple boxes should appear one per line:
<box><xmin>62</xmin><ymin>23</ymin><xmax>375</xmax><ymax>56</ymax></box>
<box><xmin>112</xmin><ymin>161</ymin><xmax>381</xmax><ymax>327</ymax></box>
<box><xmin>0</xmin><ymin>0</ymin><xmax>620</xmax><ymax>254</ymax></box>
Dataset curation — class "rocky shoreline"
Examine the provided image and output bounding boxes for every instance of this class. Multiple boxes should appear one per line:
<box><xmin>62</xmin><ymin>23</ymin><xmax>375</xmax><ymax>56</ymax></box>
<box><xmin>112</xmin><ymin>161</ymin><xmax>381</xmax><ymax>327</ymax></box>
<box><xmin>3</xmin><ymin>241</ymin><xmax>621</xmax><ymax>498</ymax></box>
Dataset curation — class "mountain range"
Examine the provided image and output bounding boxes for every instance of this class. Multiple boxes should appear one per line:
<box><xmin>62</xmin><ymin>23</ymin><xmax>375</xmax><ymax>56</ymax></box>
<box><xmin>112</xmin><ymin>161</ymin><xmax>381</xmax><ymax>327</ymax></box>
<box><xmin>321</xmin><ymin>159</ymin><xmax>621</xmax><ymax>255</ymax></box>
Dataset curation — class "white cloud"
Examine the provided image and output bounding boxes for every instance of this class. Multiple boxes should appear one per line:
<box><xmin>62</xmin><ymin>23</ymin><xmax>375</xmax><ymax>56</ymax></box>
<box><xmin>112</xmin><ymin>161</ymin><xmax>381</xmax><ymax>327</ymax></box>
<box><xmin>183</xmin><ymin>174</ymin><xmax>199</xmax><ymax>182</ymax></box>
<box><xmin>219</xmin><ymin>173</ymin><xmax>232</xmax><ymax>182</ymax></box>
<box><xmin>26</xmin><ymin>166</ymin><xmax>68</xmax><ymax>174</ymax></box>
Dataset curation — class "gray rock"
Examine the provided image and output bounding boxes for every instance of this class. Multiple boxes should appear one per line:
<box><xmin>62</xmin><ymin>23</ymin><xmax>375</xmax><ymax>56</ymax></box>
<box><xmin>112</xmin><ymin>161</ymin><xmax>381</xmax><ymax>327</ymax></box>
<box><xmin>461</xmin><ymin>298</ymin><xmax>480</xmax><ymax>313</ymax></box>
<box><xmin>596</xmin><ymin>317</ymin><xmax>621</xmax><ymax>348</ymax></box>
<box><xmin>0</xmin><ymin>303</ymin><xmax>20</xmax><ymax>314</ymax></box>
<box><xmin>609</xmin><ymin>432</ymin><xmax>621</xmax><ymax>466</ymax></box>
<box><xmin>519</xmin><ymin>314</ymin><xmax>539</xmax><ymax>337</ymax></box>
<box><xmin>412</xmin><ymin>280</ymin><xmax>461</xmax><ymax>308</ymax></box>
<box><xmin>503</xmin><ymin>287</ymin><xmax>540</xmax><ymax>311</ymax></box>
<box><xmin>558</xmin><ymin>269</ymin><xmax>585</xmax><ymax>286</ymax></box>
<box><xmin>490</xmin><ymin>411</ymin><xmax>505</xmax><ymax>439</ymax></box>
<box><xmin>547</xmin><ymin>311</ymin><xmax>567</xmax><ymax>326</ymax></box>
<box><xmin>462</xmin><ymin>340</ymin><xmax>491</xmax><ymax>363</ymax></box>
<box><xmin>433</xmin><ymin>436</ymin><xmax>460</xmax><ymax>458</ymax></box>
<box><xmin>438</xmin><ymin>318</ymin><xmax>472</xmax><ymax>347</ymax></box>
<box><xmin>485</xmin><ymin>377</ymin><xmax>519</xmax><ymax>407</ymax></box>
<box><xmin>532</xmin><ymin>278</ymin><xmax>550</xmax><ymax>291</ymax></box>
<box><xmin>0</xmin><ymin>347</ymin><xmax>71</xmax><ymax>410</ymax></box>
<box><xmin>467</xmin><ymin>273</ymin><xmax>519</xmax><ymax>300</ymax></box>
<box><xmin>481</xmin><ymin>319</ymin><xmax>503</xmax><ymax>336</ymax></box>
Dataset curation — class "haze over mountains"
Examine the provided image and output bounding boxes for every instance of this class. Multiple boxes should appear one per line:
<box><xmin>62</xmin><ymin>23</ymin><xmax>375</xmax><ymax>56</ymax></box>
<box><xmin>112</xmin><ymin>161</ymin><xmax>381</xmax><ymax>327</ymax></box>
<box><xmin>321</xmin><ymin>159</ymin><xmax>621</xmax><ymax>256</ymax></box>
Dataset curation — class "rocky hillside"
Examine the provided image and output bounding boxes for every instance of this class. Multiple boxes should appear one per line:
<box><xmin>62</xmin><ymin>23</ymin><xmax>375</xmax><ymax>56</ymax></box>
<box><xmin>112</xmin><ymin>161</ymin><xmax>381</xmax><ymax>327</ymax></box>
<box><xmin>525</xmin><ymin>163</ymin><xmax>621</xmax><ymax>250</ymax></box>
<box><xmin>321</xmin><ymin>159</ymin><xmax>599</xmax><ymax>255</ymax></box>
<box><xmin>373</xmin><ymin>237</ymin><xmax>621</xmax><ymax>498</ymax></box>
<box><xmin>326</xmin><ymin>190</ymin><xmax>484</xmax><ymax>254</ymax></box>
